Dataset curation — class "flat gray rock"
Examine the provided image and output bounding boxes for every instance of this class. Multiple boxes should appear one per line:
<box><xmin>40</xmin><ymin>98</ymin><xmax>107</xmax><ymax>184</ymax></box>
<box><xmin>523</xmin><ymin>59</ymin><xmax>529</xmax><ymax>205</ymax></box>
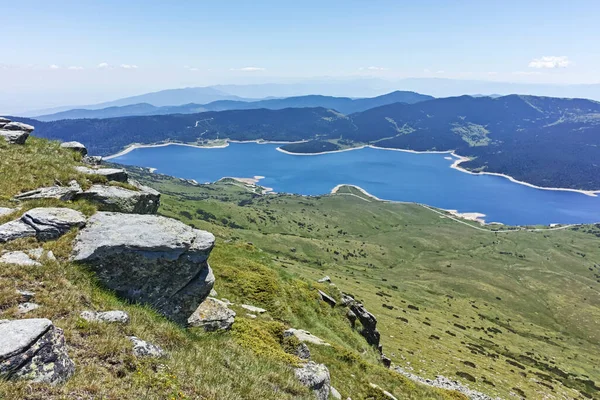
<box><xmin>284</xmin><ymin>328</ymin><xmax>330</xmax><ymax>346</ymax></box>
<box><xmin>77</xmin><ymin>184</ymin><xmax>160</xmax><ymax>214</ymax></box>
<box><xmin>80</xmin><ymin>310</ymin><xmax>130</xmax><ymax>324</ymax></box>
<box><xmin>82</xmin><ymin>155</ymin><xmax>102</xmax><ymax>165</ymax></box>
<box><xmin>75</xmin><ymin>166</ymin><xmax>128</xmax><ymax>182</ymax></box>
<box><xmin>17</xmin><ymin>290</ymin><xmax>35</xmax><ymax>302</ymax></box>
<box><xmin>0</xmin><ymin>207</ymin><xmax>15</xmax><ymax>218</ymax></box>
<box><xmin>60</xmin><ymin>141</ymin><xmax>87</xmax><ymax>156</ymax></box>
<box><xmin>318</xmin><ymin>290</ymin><xmax>337</xmax><ymax>307</ymax></box>
<box><xmin>294</xmin><ymin>362</ymin><xmax>331</xmax><ymax>400</ymax></box>
<box><xmin>14</xmin><ymin>181</ymin><xmax>82</xmax><ymax>201</ymax></box>
<box><xmin>0</xmin><ymin>220</ymin><xmax>36</xmax><ymax>243</ymax></box>
<box><xmin>21</xmin><ymin>207</ymin><xmax>86</xmax><ymax>240</ymax></box>
<box><xmin>17</xmin><ymin>302</ymin><xmax>40</xmax><ymax>315</ymax></box>
<box><xmin>2</xmin><ymin>122</ymin><xmax>34</xmax><ymax>132</ymax></box>
<box><xmin>0</xmin><ymin>318</ymin><xmax>74</xmax><ymax>384</ymax></box>
<box><xmin>0</xmin><ymin>251</ymin><xmax>41</xmax><ymax>266</ymax></box>
<box><xmin>0</xmin><ymin>117</ymin><xmax>10</xmax><ymax>126</ymax></box>
<box><xmin>128</xmin><ymin>336</ymin><xmax>165</xmax><ymax>358</ymax></box>
<box><xmin>188</xmin><ymin>297</ymin><xmax>236</xmax><ymax>331</ymax></box>
<box><xmin>0</xmin><ymin>129</ymin><xmax>29</xmax><ymax>145</ymax></box>
<box><xmin>72</xmin><ymin>212</ymin><xmax>215</xmax><ymax>324</ymax></box>
<box><xmin>317</xmin><ymin>276</ymin><xmax>331</xmax><ymax>283</ymax></box>
<box><xmin>241</xmin><ymin>304</ymin><xmax>266</xmax><ymax>314</ymax></box>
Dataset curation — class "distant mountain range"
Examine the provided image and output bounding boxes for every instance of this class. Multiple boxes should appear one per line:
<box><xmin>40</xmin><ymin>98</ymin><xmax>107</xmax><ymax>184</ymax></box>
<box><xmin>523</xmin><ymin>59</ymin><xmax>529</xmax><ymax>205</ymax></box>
<box><xmin>32</xmin><ymin>91</ymin><xmax>434</xmax><ymax>121</ymax></box>
<box><xmin>11</xmin><ymin>94</ymin><xmax>600</xmax><ymax>190</ymax></box>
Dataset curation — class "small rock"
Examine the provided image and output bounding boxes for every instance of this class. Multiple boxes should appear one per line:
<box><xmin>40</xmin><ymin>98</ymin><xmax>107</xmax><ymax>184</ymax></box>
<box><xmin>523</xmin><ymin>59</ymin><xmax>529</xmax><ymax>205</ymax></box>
<box><xmin>294</xmin><ymin>362</ymin><xmax>331</xmax><ymax>400</ymax></box>
<box><xmin>330</xmin><ymin>386</ymin><xmax>342</xmax><ymax>400</ymax></box>
<box><xmin>2</xmin><ymin>122</ymin><xmax>34</xmax><ymax>132</ymax></box>
<box><xmin>0</xmin><ymin>318</ymin><xmax>75</xmax><ymax>384</ymax></box>
<box><xmin>381</xmin><ymin>354</ymin><xmax>392</xmax><ymax>368</ymax></box>
<box><xmin>14</xmin><ymin>181</ymin><xmax>82</xmax><ymax>201</ymax></box>
<box><xmin>16</xmin><ymin>290</ymin><xmax>35</xmax><ymax>302</ymax></box>
<box><xmin>17</xmin><ymin>302</ymin><xmax>40</xmax><ymax>315</ymax></box>
<box><xmin>284</xmin><ymin>329</ymin><xmax>330</xmax><ymax>346</ymax></box>
<box><xmin>317</xmin><ymin>276</ymin><xmax>331</xmax><ymax>283</ymax></box>
<box><xmin>241</xmin><ymin>304</ymin><xmax>266</xmax><ymax>314</ymax></box>
<box><xmin>368</xmin><ymin>383</ymin><xmax>397</xmax><ymax>400</ymax></box>
<box><xmin>340</xmin><ymin>293</ymin><xmax>355</xmax><ymax>307</ymax></box>
<box><xmin>246</xmin><ymin>313</ymin><xmax>257</xmax><ymax>319</ymax></box>
<box><xmin>46</xmin><ymin>250</ymin><xmax>56</xmax><ymax>261</ymax></box>
<box><xmin>209</xmin><ymin>288</ymin><xmax>218</xmax><ymax>297</ymax></box>
<box><xmin>0</xmin><ymin>251</ymin><xmax>41</xmax><ymax>266</ymax></box>
<box><xmin>188</xmin><ymin>297</ymin><xmax>236</xmax><ymax>331</ymax></box>
<box><xmin>80</xmin><ymin>310</ymin><xmax>130</xmax><ymax>324</ymax></box>
<box><xmin>75</xmin><ymin>166</ymin><xmax>128</xmax><ymax>182</ymax></box>
<box><xmin>0</xmin><ymin>130</ymin><xmax>30</xmax><ymax>145</ymax></box>
<box><xmin>295</xmin><ymin>342</ymin><xmax>311</xmax><ymax>360</ymax></box>
<box><xmin>82</xmin><ymin>155</ymin><xmax>103</xmax><ymax>165</ymax></box>
<box><xmin>0</xmin><ymin>220</ymin><xmax>37</xmax><ymax>243</ymax></box>
<box><xmin>317</xmin><ymin>290</ymin><xmax>336</xmax><ymax>307</ymax></box>
<box><xmin>60</xmin><ymin>141</ymin><xmax>87</xmax><ymax>156</ymax></box>
<box><xmin>20</xmin><ymin>207</ymin><xmax>86</xmax><ymax>240</ymax></box>
<box><xmin>128</xmin><ymin>336</ymin><xmax>165</xmax><ymax>358</ymax></box>
<box><xmin>26</xmin><ymin>248</ymin><xmax>44</xmax><ymax>260</ymax></box>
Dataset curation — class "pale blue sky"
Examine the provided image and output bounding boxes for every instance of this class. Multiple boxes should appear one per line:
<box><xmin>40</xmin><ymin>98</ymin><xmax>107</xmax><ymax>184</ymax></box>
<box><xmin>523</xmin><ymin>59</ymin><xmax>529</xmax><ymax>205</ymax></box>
<box><xmin>1</xmin><ymin>0</ymin><xmax>599</xmax><ymax>111</ymax></box>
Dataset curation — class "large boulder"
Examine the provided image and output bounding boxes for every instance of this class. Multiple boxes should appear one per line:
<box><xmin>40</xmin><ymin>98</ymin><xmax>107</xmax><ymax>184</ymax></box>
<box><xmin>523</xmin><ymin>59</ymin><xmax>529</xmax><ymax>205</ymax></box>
<box><xmin>0</xmin><ymin>220</ymin><xmax>36</xmax><ymax>243</ymax></box>
<box><xmin>14</xmin><ymin>181</ymin><xmax>82</xmax><ymax>201</ymax></box>
<box><xmin>0</xmin><ymin>130</ymin><xmax>29</xmax><ymax>145</ymax></box>
<box><xmin>75</xmin><ymin>166</ymin><xmax>128</xmax><ymax>182</ymax></box>
<box><xmin>60</xmin><ymin>141</ymin><xmax>87</xmax><ymax>156</ymax></box>
<box><xmin>350</xmin><ymin>303</ymin><xmax>381</xmax><ymax>347</ymax></box>
<box><xmin>0</xmin><ymin>117</ymin><xmax>10</xmax><ymax>128</ymax></box>
<box><xmin>0</xmin><ymin>318</ymin><xmax>75</xmax><ymax>384</ymax></box>
<box><xmin>2</xmin><ymin>122</ymin><xmax>34</xmax><ymax>132</ymax></box>
<box><xmin>187</xmin><ymin>297</ymin><xmax>236</xmax><ymax>331</ymax></box>
<box><xmin>72</xmin><ymin>212</ymin><xmax>215</xmax><ymax>324</ymax></box>
<box><xmin>294</xmin><ymin>362</ymin><xmax>331</xmax><ymax>400</ymax></box>
<box><xmin>77</xmin><ymin>184</ymin><xmax>160</xmax><ymax>214</ymax></box>
<box><xmin>20</xmin><ymin>207</ymin><xmax>86</xmax><ymax>240</ymax></box>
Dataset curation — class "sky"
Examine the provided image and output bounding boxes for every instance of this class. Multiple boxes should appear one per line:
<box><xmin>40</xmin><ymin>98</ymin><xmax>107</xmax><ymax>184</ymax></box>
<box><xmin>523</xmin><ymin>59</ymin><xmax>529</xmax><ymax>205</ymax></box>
<box><xmin>1</xmin><ymin>0</ymin><xmax>599</xmax><ymax>111</ymax></box>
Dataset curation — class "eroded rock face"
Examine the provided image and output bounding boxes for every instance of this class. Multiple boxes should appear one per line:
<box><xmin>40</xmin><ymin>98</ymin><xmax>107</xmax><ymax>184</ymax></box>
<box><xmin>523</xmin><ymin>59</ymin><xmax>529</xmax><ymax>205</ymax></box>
<box><xmin>350</xmin><ymin>303</ymin><xmax>381</xmax><ymax>347</ymax></box>
<box><xmin>0</xmin><ymin>318</ymin><xmax>75</xmax><ymax>384</ymax></box>
<box><xmin>0</xmin><ymin>130</ymin><xmax>29</xmax><ymax>144</ymax></box>
<box><xmin>14</xmin><ymin>181</ymin><xmax>82</xmax><ymax>201</ymax></box>
<box><xmin>187</xmin><ymin>297</ymin><xmax>235</xmax><ymax>331</ymax></box>
<box><xmin>77</xmin><ymin>184</ymin><xmax>160</xmax><ymax>214</ymax></box>
<box><xmin>317</xmin><ymin>290</ymin><xmax>336</xmax><ymax>307</ymax></box>
<box><xmin>21</xmin><ymin>207</ymin><xmax>86</xmax><ymax>240</ymax></box>
<box><xmin>75</xmin><ymin>166</ymin><xmax>128</xmax><ymax>182</ymax></box>
<box><xmin>72</xmin><ymin>212</ymin><xmax>215</xmax><ymax>324</ymax></box>
<box><xmin>60</xmin><ymin>141</ymin><xmax>87</xmax><ymax>156</ymax></box>
<box><xmin>294</xmin><ymin>362</ymin><xmax>331</xmax><ymax>400</ymax></box>
<box><xmin>0</xmin><ymin>220</ymin><xmax>36</xmax><ymax>243</ymax></box>
<box><xmin>3</xmin><ymin>122</ymin><xmax>34</xmax><ymax>132</ymax></box>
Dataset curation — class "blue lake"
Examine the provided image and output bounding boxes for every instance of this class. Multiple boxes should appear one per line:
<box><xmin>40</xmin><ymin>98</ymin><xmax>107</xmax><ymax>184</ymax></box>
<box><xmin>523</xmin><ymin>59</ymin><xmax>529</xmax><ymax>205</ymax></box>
<box><xmin>111</xmin><ymin>143</ymin><xmax>600</xmax><ymax>226</ymax></box>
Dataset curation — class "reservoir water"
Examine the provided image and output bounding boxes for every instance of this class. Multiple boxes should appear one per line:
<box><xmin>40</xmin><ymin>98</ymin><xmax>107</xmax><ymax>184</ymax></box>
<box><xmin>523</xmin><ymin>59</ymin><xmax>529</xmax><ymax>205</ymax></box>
<box><xmin>111</xmin><ymin>143</ymin><xmax>600</xmax><ymax>226</ymax></box>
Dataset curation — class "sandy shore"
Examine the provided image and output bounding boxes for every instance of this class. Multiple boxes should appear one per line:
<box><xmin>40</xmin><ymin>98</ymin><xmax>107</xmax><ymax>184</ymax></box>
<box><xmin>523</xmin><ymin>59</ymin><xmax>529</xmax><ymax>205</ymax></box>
<box><xmin>445</xmin><ymin>209</ymin><xmax>487</xmax><ymax>224</ymax></box>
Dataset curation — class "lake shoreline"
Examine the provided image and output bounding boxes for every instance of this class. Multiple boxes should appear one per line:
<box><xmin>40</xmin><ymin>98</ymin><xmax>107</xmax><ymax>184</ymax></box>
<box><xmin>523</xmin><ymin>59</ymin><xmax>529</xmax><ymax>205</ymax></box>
<box><xmin>106</xmin><ymin>140</ymin><xmax>600</xmax><ymax>197</ymax></box>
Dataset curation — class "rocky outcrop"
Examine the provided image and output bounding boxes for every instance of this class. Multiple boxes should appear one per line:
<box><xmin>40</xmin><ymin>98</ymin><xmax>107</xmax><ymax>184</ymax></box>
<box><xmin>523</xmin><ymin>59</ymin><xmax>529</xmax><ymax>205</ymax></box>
<box><xmin>294</xmin><ymin>362</ymin><xmax>331</xmax><ymax>400</ymax></box>
<box><xmin>330</xmin><ymin>387</ymin><xmax>342</xmax><ymax>400</ymax></box>
<box><xmin>241</xmin><ymin>304</ymin><xmax>266</xmax><ymax>314</ymax></box>
<box><xmin>350</xmin><ymin>303</ymin><xmax>380</xmax><ymax>348</ymax></box>
<box><xmin>75</xmin><ymin>166</ymin><xmax>128</xmax><ymax>182</ymax></box>
<box><xmin>60</xmin><ymin>141</ymin><xmax>87</xmax><ymax>156</ymax></box>
<box><xmin>317</xmin><ymin>290</ymin><xmax>336</xmax><ymax>307</ymax></box>
<box><xmin>0</xmin><ymin>220</ymin><xmax>36</xmax><ymax>243</ymax></box>
<box><xmin>0</xmin><ymin>119</ymin><xmax>34</xmax><ymax>145</ymax></box>
<box><xmin>72</xmin><ymin>212</ymin><xmax>215</xmax><ymax>324</ymax></box>
<box><xmin>0</xmin><ymin>318</ymin><xmax>75</xmax><ymax>384</ymax></box>
<box><xmin>340</xmin><ymin>293</ymin><xmax>355</xmax><ymax>307</ymax></box>
<box><xmin>284</xmin><ymin>329</ymin><xmax>330</xmax><ymax>346</ymax></box>
<box><xmin>188</xmin><ymin>297</ymin><xmax>236</xmax><ymax>331</ymax></box>
<box><xmin>317</xmin><ymin>276</ymin><xmax>331</xmax><ymax>283</ymax></box>
<box><xmin>82</xmin><ymin>155</ymin><xmax>102</xmax><ymax>166</ymax></box>
<box><xmin>77</xmin><ymin>184</ymin><xmax>160</xmax><ymax>214</ymax></box>
<box><xmin>128</xmin><ymin>336</ymin><xmax>165</xmax><ymax>358</ymax></box>
<box><xmin>0</xmin><ymin>207</ymin><xmax>15</xmax><ymax>218</ymax></box>
<box><xmin>0</xmin><ymin>251</ymin><xmax>41</xmax><ymax>266</ymax></box>
<box><xmin>21</xmin><ymin>207</ymin><xmax>86</xmax><ymax>240</ymax></box>
<box><xmin>80</xmin><ymin>310</ymin><xmax>130</xmax><ymax>324</ymax></box>
<box><xmin>14</xmin><ymin>181</ymin><xmax>82</xmax><ymax>201</ymax></box>
<box><xmin>17</xmin><ymin>302</ymin><xmax>40</xmax><ymax>315</ymax></box>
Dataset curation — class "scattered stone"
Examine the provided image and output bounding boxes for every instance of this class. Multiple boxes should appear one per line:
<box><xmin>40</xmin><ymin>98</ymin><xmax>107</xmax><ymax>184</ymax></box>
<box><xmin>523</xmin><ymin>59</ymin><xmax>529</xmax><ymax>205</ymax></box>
<box><xmin>246</xmin><ymin>313</ymin><xmax>257</xmax><ymax>319</ymax></box>
<box><xmin>2</xmin><ymin>122</ymin><xmax>34</xmax><ymax>132</ymax></box>
<box><xmin>26</xmin><ymin>248</ymin><xmax>44</xmax><ymax>260</ymax></box>
<box><xmin>188</xmin><ymin>297</ymin><xmax>236</xmax><ymax>331</ymax></box>
<box><xmin>16</xmin><ymin>290</ymin><xmax>35</xmax><ymax>302</ymax></box>
<box><xmin>0</xmin><ymin>251</ymin><xmax>41</xmax><ymax>266</ymax></box>
<box><xmin>317</xmin><ymin>276</ymin><xmax>331</xmax><ymax>283</ymax></box>
<box><xmin>368</xmin><ymin>383</ymin><xmax>397</xmax><ymax>400</ymax></box>
<box><xmin>381</xmin><ymin>354</ymin><xmax>392</xmax><ymax>368</ymax></box>
<box><xmin>80</xmin><ymin>310</ymin><xmax>130</xmax><ymax>324</ymax></box>
<box><xmin>60</xmin><ymin>141</ymin><xmax>87</xmax><ymax>156</ymax></box>
<box><xmin>330</xmin><ymin>386</ymin><xmax>342</xmax><ymax>400</ymax></box>
<box><xmin>82</xmin><ymin>155</ymin><xmax>103</xmax><ymax>165</ymax></box>
<box><xmin>0</xmin><ymin>220</ymin><xmax>37</xmax><ymax>243</ymax></box>
<box><xmin>0</xmin><ymin>207</ymin><xmax>15</xmax><ymax>218</ymax></box>
<box><xmin>17</xmin><ymin>302</ymin><xmax>40</xmax><ymax>315</ymax></box>
<box><xmin>241</xmin><ymin>304</ymin><xmax>266</xmax><ymax>314</ymax></box>
<box><xmin>0</xmin><ymin>130</ymin><xmax>29</xmax><ymax>144</ymax></box>
<box><xmin>284</xmin><ymin>329</ymin><xmax>331</xmax><ymax>346</ymax></box>
<box><xmin>77</xmin><ymin>184</ymin><xmax>160</xmax><ymax>214</ymax></box>
<box><xmin>209</xmin><ymin>288</ymin><xmax>218</xmax><ymax>297</ymax></box>
<box><xmin>21</xmin><ymin>207</ymin><xmax>86</xmax><ymax>240</ymax></box>
<box><xmin>294</xmin><ymin>362</ymin><xmax>331</xmax><ymax>400</ymax></box>
<box><xmin>46</xmin><ymin>250</ymin><xmax>56</xmax><ymax>261</ymax></box>
<box><xmin>350</xmin><ymin>303</ymin><xmax>381</xmax><ymax>347</ymax></box>
<box><xmin>295</xmin><ymin>342</ymin><xmax>311</xmax><ymax>360</ymax></box>
<box><xmin>128</xmin><ymin>336</ymin><xmax>165</xmax><ymax>358</ymax></box>
<box><xmin>340</xmin><ymin>293</ymin><xmax>355</xmax><ymax>307</ymax></box>
<box><xmin>72</xmin><ymin>212</ymin><xmax>215</xmax><ymax>324</ymax></box>
<box><xmin>14</xmin><ymin>181</ymin><xmax>82</xmax><ymax>201</ymax></box>
<box><xmin>0</xmin><ymin>318</ymin><xmax>75</xmax><ymax>384</ymax></box>
<box><xmin>75</xmin><ymin>166</ymin><xmax>128</xmax><ymax>182</ymax></box>
<box><xmin>317</xmin><ymin>290</ymin><xmax>336</xmax><ymax>307</ymax></box>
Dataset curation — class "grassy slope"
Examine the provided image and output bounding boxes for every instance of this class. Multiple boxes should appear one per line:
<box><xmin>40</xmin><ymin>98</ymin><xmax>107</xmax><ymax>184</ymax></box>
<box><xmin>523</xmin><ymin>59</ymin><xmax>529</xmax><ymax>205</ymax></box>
<box><xmin>0</xmin><ymin>138</ymin><xmax>461</xmax><ymax>399</ymax></box>
<box><xmin>131</xmin><ymin>169</ymin><xmax>600</xmax><ymax>400</ymax></box>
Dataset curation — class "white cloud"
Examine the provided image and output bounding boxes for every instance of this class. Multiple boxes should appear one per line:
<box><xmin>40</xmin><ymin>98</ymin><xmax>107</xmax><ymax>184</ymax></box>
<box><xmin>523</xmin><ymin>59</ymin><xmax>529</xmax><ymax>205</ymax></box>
<box><xmin>67</xmin><ymin>66</ymin><xmax>84</xmax><ymax>70</ymax></box>
<box><xmin>528</xmin><ymin>56</ymin><xmax>571</xmax><ymax>69</ymax></box>
<box><xmin>97</xmin><ymin>62</ymin><xmax>110</xmax><ymax>69</ymax></box>
<box><xmin>120</xmin><ymin>64</ymin><xmax>138</xmax><ymax>69</ymax></box>
<box><xmin>49</xmin><ymin>64</ymin><xmax>60</xmax><ymax>69</ymax></box>
<box><xmin>513</xmin><ymin>71</ymin><xmax>542</xmax><ymax>76</ymax></box>
<box><xmin>230</xmin><ymin>66</ymin><xmax>266</xmax><ymax>71</ymax></box>
<box><xmin>359</xmin><ymin>66</ymin><xmax>388</xmax><ymax>71</ymax></box>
